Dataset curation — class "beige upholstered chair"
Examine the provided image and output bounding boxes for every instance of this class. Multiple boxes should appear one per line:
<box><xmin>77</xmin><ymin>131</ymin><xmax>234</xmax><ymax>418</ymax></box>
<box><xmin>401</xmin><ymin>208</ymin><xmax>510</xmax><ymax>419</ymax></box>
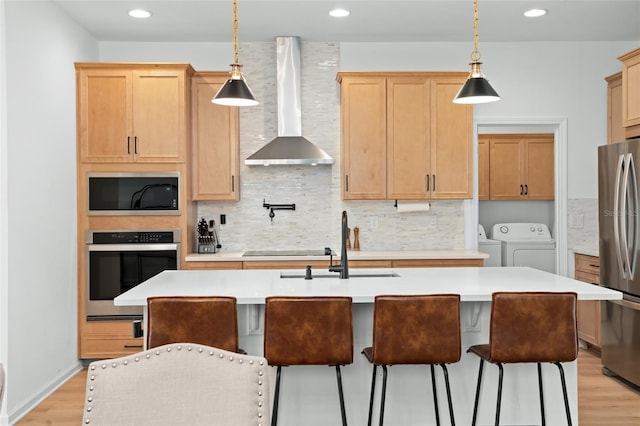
<box><xmin>82</xmin><ymin>343</ymin><xmax>270</xmax><ymax>426</ymax></box>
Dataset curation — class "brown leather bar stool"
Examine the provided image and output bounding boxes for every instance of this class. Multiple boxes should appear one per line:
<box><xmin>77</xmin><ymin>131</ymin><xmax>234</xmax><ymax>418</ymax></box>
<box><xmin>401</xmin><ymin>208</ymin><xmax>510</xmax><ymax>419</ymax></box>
<box><xmin>362</xmin><ymin>294</ymin><xmax>461</xmax><ymax>426</ymax></box>
<box><xmin>146</xmin><ymin>296</ymin><xmax>241</xmax><ymax>352</ymax></box>
<box><xmin>467</xmin><ymin>291</ymin><xmax>578</xmax><ymax>426</ymax></box>
<box><xmin>263</xmin><ymin>296</ymin><xmax>354</xmax><ymax>426</ymax></box>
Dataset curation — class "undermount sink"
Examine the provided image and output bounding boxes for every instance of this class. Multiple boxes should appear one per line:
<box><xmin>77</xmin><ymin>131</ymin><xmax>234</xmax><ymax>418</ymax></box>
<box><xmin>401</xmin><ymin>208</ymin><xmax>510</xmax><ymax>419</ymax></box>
<box><xmin>280</xmin><ymin>271</ymin><xmax>400</xmax><ymax>279</ymax></box>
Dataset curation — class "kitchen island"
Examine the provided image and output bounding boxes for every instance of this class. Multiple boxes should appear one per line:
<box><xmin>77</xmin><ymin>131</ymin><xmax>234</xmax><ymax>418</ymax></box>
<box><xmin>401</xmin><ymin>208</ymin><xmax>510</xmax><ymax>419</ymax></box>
<box><xmin>115</xmin><ymin>267</ymin><xmax>621</xmax><ymax>425</ymax></box>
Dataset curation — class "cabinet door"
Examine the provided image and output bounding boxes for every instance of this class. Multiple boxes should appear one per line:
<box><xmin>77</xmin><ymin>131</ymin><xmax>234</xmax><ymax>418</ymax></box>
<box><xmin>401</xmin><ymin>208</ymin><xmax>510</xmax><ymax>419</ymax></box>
<box><xmin>77</xmin><ymin>69</ymin><xmax>133</xmax><ymax>163</ymax></box>
<box><xmin>607</xmin><ymin>73</ymin><xmax>626</xmax><ymax>144</ymax></box>
<box><xmin>489</xmin><ymin>138</ymin><xmax>524</xmax><ymax>200</ymax></box>
<box><xmin>387</xmin><ymin>77</ymin><xmax>430</xmax><ymax>199</ymax></box>
<box><xmin>191</xmin><ymin>73</ymin><xmax>240</xmax><ymax>200</ymax></box>
<box><xmin>132</xmin><ymin>70</ymin><xmax>187</xmax><ymax>163</ymax></box>
<box><xmin>430</xmin><ymin>77</ymin><xmax>473</xmax><ymax>199</ymax></box>
<box><xmin>478</xmin><ymin>136</ymin><xmax>489</xmax><ymax>200</ymax></box>
<box><xmin>523</xmin><ymin>136</ymin><xmax>554</xmax><ymax>200</ymax></box>
<box><xmin>341</xmin><ymin>77</ymin><xmax>387</xmax><ymax>199</ymax></box>
<box><xmin>620</xmin><ymin>48</ymin><xmax>640</xmax><ymax>127</ymax></box>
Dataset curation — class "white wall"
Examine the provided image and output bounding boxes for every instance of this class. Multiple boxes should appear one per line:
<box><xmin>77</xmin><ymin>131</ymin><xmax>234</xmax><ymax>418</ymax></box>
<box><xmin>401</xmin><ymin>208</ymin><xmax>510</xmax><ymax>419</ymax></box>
<box><xmin>0</xmin><ymin>0</ymin><xmax>7</xmax><ymax>423</ymax></box>
<box><xmin>3</xmin><ymin>1</ymin><xmax>97</xmax><ymax>423</ymax></box>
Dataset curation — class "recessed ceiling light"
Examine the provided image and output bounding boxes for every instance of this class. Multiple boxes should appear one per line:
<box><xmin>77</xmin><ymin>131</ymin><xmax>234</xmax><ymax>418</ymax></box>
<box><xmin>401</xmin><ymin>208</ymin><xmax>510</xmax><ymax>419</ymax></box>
<box><xmin>524</xmin><ymin>8</ymin><xmax>547</xmax><ymax>18</ymax></box>
<box><xmin>128</xmin><ymin>9</ymin><xmax>152</xmax><ymax>19</ymax></box>
<box><xmin>329</xmin><ymin>9</ymin><xmax>350</xmax><ymax>18</ymax></box>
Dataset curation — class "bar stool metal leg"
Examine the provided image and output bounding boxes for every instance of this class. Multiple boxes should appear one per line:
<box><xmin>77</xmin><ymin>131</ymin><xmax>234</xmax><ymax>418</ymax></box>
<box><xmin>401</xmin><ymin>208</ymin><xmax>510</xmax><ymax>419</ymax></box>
<box><xmin>430</xmin><ymin>364</ymin><xmax>441</xmax><ymax>426</ymax></box>
<box><xmin>271</xmin><ymin>366</ymin><xmax>282</xmax><ymax>426</ymax></box>
<box><xmin>495</xmin><ymin>363</ymin><xmax>504</xmax><ymax>426</ymax></box>
<box><xmin>538</xmin><ymin>362</ymin><xmax>546</xmax><ymax>426</ymax></box>
<box><xmin>379</xmin><ymin>365</ymin><xmax>388</xmax><ymax>426</ymax></box>
<box><xmin>554</xmin><ymin>362</ymin><xmax>573</xmax><ymax>426</ymax></box>
<box><xmin>441</xmin><ymin>364</ymin><xmax>455</xmax><ymax>426</ymax></box>
<box><xmin>367</xmin><ymin>365</ymin><xmax>378</xmax><ymax>426</ymax></box>
<box><xmin>471</xmin><ymin>359</ymin><xmax>484</xmax><ymax>426</ymax></box>
<box><xmin>335</xmin><ymin>365</ymin><xmax>348</xmax><ymax>426</ymax></box>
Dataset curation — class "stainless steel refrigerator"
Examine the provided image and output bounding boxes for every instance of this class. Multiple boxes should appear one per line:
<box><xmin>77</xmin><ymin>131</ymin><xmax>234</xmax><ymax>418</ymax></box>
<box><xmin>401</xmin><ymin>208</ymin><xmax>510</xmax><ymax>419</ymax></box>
<box><xmin>598</xmin><ymin>140</ymin><xmax>640</xmax><ymax>388</ymax></box>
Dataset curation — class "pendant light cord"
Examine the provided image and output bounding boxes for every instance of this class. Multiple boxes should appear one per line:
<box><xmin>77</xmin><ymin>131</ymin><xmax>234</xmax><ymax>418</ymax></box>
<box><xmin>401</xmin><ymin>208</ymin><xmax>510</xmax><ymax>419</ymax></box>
<box><xmin>471</xmin><ymin>0</ymin><xmax>481</xmax><ymax>62</ymax></box>
<box><xmin>232</xmin><ymin>0</ymin><xmax>239</xmax><ymax>64</ymax></box>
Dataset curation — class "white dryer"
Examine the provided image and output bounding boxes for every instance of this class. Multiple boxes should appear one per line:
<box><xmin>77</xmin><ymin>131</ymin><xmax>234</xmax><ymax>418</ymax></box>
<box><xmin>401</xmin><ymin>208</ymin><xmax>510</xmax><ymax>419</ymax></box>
<box><xmin>491</xmin><ymin>223</ymin><xmax>557</xmax><ymax>273</ymax></box>
<box><xmin>478</xmin><ymin>224</ymin><xmax>502</xmax><ymax>267</ymax></box>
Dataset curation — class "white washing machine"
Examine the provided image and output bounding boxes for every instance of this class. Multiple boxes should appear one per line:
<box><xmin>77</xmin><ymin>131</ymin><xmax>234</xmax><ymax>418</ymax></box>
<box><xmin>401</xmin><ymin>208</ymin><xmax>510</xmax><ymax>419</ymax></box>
<box><xmin>491</xmin><ymin>223</ymin><xmax>557</xmax><ymax>273</ymax></box>
<box><xmin>478</xmin><ymin>224</ymin><xmax>502</xmax><ymax>267</ymax></box>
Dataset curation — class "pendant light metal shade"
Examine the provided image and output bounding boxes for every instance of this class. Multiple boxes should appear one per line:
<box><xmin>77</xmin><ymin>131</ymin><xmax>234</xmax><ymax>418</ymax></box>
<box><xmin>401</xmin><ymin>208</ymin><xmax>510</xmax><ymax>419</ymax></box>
<box><xmin>213</xmin><ymin>64</ymin><xmax>258</xmax><ymax>106</ymax></box>
<box><xmin>453</xmin><ymin>0</ymin><xmax>500</xmax><ymax>104</ymax></box>
<box><xmin>212</xmin><ymin>0</ymin><xmax>258</xmax><ymax>107</ymax></box>
<box><xmin>453</xmin><ymin>62</ymin><xmax>500</xmax><ymax>104</ymax></box>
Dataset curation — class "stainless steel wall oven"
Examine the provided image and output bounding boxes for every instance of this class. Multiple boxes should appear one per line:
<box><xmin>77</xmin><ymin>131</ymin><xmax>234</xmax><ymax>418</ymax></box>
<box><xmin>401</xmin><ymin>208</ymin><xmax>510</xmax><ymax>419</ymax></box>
<box><xmin>86</xmin><ymin>230</ymin><xmax>180</xmax><ymax>319</ymax></box>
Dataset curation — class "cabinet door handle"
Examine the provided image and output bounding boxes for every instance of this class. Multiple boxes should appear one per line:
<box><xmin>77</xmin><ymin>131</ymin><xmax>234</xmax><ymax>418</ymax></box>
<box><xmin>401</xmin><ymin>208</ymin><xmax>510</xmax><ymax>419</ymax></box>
<box><xmin>231</xmin><ymin>175</ymin><xmax>235</xmax><ymax>192</ymax></box>
<box><xmin>520</xmin><ymin>184</ymin><xmax>524</xmax><ymax>195</ymax></box>
<box><xmin>124</xmin><ymin>344</ymin><xmax>144</xmax><ymax>349</ymax></box>
<box><xmin>426</xmin><ymin>175</ymin><xmax>430</xmax><ymax>191</ymax></box>
<box><xmin>127</xmin><ymin>136</ymin><xmax>131</xmax><ymax>154</ymax></box>
<box><xmin>432</xmin><ymin>175</ymin><xmax>436</xmax><ymax>192</ymax></box>
<box><xmin>345</xmin><ymin>175</ymin><xmax>349</xmax><ymax>192</ymax></box>
<box><xmin>524</xmin><ymin>184</ymin><xmax>528</xmax><ymax>195</ymax></box>
<box><xmin>134</xmin><ymin>136</ymin><xmax>138</xmax><ymax>154</ymax></box>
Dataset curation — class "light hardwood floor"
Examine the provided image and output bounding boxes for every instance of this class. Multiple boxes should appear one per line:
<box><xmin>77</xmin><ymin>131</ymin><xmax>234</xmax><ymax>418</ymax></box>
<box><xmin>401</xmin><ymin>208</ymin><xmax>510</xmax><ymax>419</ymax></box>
<box><xmin>15</xmin><ymin>349</ymin><xmax>640</xmax><ymax>425</ymax></box>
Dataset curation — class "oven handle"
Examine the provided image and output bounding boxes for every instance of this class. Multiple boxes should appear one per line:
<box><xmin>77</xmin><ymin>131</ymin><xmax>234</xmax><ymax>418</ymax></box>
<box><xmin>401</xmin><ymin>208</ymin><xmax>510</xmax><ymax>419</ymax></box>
<box><xmin>88</xmin><ymin>243</ymin><xmax>180</xmax><ymax>252</ymax></box>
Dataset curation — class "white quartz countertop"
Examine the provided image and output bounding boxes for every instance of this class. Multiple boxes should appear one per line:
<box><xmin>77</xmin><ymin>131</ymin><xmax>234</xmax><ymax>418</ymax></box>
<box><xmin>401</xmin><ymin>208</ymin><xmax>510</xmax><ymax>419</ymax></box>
<box><xmin>186</xmin><ymin>249</ymin><xmax>489</xmax><ymax>262</ymax></box>
<box><xmin>115</xmin><ymin>266</ymin><xmax>621</xmax><ymax>306</ymax></box>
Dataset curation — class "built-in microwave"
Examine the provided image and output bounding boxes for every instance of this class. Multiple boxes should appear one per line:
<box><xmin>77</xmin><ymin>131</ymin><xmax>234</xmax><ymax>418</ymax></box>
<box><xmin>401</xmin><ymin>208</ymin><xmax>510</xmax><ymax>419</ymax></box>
<box><xmin>87</xmin><ymin>172</ymin><xmax>179</xmax><ymax>215</ymax></box>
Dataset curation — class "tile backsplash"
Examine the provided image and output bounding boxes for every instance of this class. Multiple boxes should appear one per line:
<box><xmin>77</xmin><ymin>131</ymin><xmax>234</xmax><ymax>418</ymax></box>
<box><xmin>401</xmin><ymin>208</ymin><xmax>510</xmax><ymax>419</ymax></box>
<box><xmin>567</xmin><ymin>198</ymin><xmax>598</xmax><ymax>254</ymax></box>
<box><xmin>196</xmin><ymin>41</ymin><xmax>465</xmax><ymax>253</ymax></box>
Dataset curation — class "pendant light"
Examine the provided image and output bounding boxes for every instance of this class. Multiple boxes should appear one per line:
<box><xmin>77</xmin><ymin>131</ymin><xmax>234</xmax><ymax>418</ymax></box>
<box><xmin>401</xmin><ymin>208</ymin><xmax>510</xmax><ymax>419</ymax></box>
<box><xmin>212</xmin><ymin>0</ymin><xmax>258</xmax><ymax>106</ymax></box>
<box><xmin>453</xmin><ymin>0</ymin><xmax>500</xmax><ymax>104</ymax></box>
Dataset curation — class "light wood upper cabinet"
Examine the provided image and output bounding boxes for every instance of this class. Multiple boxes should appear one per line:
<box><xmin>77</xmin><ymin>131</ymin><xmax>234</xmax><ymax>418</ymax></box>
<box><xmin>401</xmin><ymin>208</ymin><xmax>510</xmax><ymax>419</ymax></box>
<box><xmin>339</xmin><ymin>76</ymin><xmax>387</xmax><ymax>200</ymax></box>
<box><xmin>191</xmin><ymin>72</ymin><xmax>240</xmax><ymax>200</ymax></box>
<box><xmin>619</xmin><ymin>48</ymin><xmax>640</xmax><ymax>128</ymax></box>
<box><xmin>386</xmin><ymin>76</ymin><xmax>430</xmax><ymax>199</ymax></box>
<box><xmin>76</xmin><ymin>63</ymin><xmax>194</xmax><ymax>163</ymax></box>
<box><xmin>477</xmin><ymin>137</ymin><xmax>489</xmax><ymax>200</ymax></box>
<box><xmin>429</xmin><ymin>77</ymin><xmax>473</xmax><ymax>199</ymax></box>
<box><xmin>338</xmin><ymin>72</ymin><xmax>472</xmax><ymax>201</ymax></box>
<box><xmin>606</xmin><ymin>72</ymin><xmax>626</xmax><ymax>144</ymax></box>
<box><xmin>487</xmin><ymin>134</ymin><xmax>554</xmax><ymax>200</ymax></box>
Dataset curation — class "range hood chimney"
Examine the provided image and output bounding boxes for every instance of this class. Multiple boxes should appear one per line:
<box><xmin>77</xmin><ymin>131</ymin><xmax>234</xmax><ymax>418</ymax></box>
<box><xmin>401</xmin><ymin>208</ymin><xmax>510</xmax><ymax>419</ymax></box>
<box><xmin>245</xmin><ymin>37</ymin><xmax>334</xmax><ymax>166</ymax></box>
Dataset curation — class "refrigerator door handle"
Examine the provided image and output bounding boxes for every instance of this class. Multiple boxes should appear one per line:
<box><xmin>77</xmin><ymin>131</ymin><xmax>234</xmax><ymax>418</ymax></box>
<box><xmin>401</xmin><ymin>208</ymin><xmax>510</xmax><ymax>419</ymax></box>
<box><xmin>627</xmin><ymin>153</ymin><xmax>639</xmax><ymax>280</ymax></box>
<box><xmin>614</xmin><ymin>154</ymin><xmax>626</xmax><ymax>278</ymax></box>
<box><xmin>621</xmin><ymin>153</ymin><xmax>638</xmax><ymax>280</ymax></box>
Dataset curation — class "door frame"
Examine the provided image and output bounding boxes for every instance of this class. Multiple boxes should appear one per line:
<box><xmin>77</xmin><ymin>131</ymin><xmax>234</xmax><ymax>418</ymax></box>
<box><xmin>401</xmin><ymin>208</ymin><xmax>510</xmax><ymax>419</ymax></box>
<box><xmin>465</xmin><ymin>116</ymin><xmax>568</xmax><ymax>276</ymax></box>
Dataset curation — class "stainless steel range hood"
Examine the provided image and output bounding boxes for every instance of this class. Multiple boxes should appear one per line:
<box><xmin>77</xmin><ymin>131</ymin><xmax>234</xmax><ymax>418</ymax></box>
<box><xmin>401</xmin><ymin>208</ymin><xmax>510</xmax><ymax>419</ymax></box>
<box><xmin>245</xmin><ymin>37</ymin><xmax>334</xmax><ymax>166</ymax></box>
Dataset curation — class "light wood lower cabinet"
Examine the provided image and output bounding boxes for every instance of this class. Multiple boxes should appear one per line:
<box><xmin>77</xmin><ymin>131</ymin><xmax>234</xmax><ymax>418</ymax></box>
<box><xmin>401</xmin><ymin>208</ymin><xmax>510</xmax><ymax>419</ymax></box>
<box><xmin>392</xmin><ymin>258</ymin><xmax>483</xmax><ymax>267</ymax></box>
<box><xmin>184</xmin><ymin>261</ymin><xmax>243</xmax><ymax>270</ymax></box>
<box><xmin>575</xmin><ymin>253</ymin><xmax>601</xmax><ymax>348</ymax></box>
<box><xmin>80</xmin><ymin>321</ymin><xmax>143</xmax><ymax>359</ymax></box>
<box><xmin>186</xmin><ymin>258</ymin><xmax>481</xmax><ymax>270</ymax></box>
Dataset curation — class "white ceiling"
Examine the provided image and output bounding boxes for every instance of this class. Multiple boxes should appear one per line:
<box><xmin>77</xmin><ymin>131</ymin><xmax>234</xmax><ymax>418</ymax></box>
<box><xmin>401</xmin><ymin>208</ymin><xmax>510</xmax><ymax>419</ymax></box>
<box><xmin>49</xmin><ymin>0</ymin><xmax>640</xmax><ymax>43</ymax></box>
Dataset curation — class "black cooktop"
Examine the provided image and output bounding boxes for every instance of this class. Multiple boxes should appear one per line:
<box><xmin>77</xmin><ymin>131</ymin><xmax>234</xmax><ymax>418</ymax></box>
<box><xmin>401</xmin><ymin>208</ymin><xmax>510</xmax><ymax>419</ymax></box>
<box><xmin>242</xmin><ymin>249</ymin><xmax>332</xmax><ymax>257</ymax></box>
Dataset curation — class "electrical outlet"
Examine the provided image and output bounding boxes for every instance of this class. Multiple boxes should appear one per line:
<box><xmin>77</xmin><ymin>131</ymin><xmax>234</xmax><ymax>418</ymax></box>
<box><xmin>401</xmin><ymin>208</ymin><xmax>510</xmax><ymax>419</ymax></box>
<box><xmin>569</xmin><ymin>214</ymin><xmax>584</xmax><ymax>229</ymax></box>
<box><xmin>370</xmin><ymin>216</ymin><xmax>379</xmax><ymax>229</ymax></box>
